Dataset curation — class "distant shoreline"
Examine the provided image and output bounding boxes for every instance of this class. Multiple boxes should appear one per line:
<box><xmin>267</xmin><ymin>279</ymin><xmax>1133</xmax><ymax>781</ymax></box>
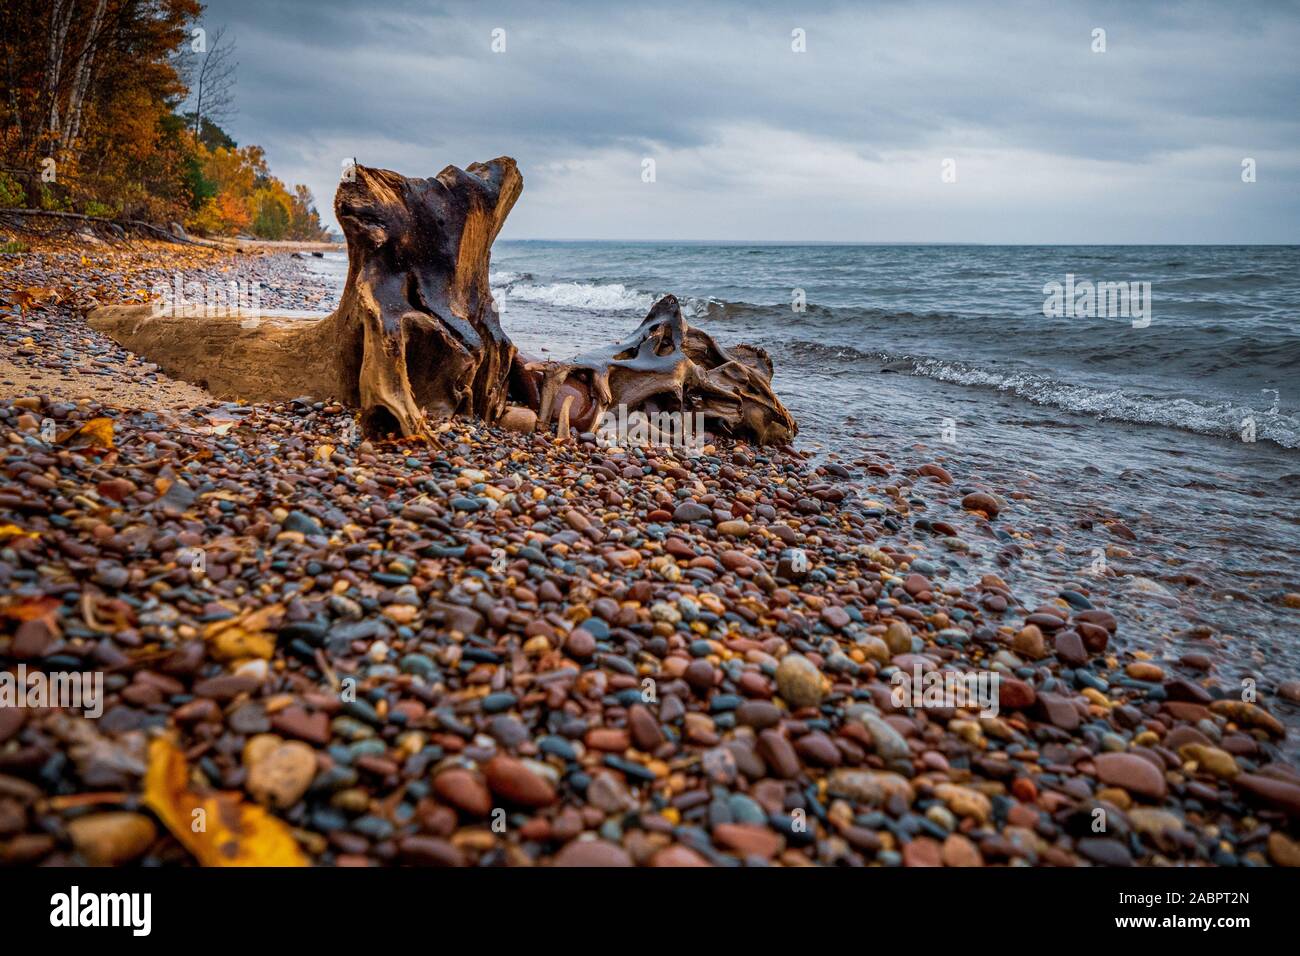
<box><xmin>495</xmin><ymin>238</ymin><xmax>1300</xmax><ymax>247</ymax></box>
<box><xmin>203</xmin><ymin>237</ymin><xmax>344</xmax><ymax>254</ymax></box>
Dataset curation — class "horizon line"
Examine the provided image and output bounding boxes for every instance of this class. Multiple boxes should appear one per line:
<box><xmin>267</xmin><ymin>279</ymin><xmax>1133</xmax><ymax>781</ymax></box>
<box><xmin>483</xmin><ymin>238</ymin><xmax>1300</xmax><ymax>247</ymax></box>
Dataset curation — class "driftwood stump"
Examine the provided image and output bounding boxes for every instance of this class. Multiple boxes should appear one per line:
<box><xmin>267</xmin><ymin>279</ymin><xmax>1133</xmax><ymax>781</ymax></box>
<box><xmin>512</xmin><ymin>294</ymin><xmax>797</xmax><ymax>445</ymax></box>
<box><xmin>89</xmin><ymin>156</ymin><xmax>799</xmax><ymax>445</ymax></box>
<box><xmin>90</xmin><ymin>159</ymin><xmax>521</xmax><ymax>438</ymax></box>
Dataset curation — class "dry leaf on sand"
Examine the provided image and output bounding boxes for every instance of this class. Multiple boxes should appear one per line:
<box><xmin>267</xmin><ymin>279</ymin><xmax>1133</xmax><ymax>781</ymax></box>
<box><xmin>57</xmin><ymin>417</ymin><xmax>115</xmax><ymax>449</ymax></box>
<box><xmin>143</xmin><ymin>736</ymin><xmax>308</xmax><ymax>867</ymax></box>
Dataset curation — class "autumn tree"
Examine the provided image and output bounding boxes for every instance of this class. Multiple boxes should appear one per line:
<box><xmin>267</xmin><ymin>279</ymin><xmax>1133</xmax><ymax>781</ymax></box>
<box><xmin>1</xmin><ymin>0</ymin><xmax>201</xmax><ymax>217</ymax></box>
<box><xmin>1</xmin><ymin>2</ymin><xmax>326</xmax><ymax>238</ymax></box>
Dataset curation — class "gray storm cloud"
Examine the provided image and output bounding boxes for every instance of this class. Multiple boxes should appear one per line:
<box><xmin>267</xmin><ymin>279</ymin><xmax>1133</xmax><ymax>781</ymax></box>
<box><xmin>199</xmin><ymin>0</ymin><xmax>1300</xmax><ymax>241</ymax></box>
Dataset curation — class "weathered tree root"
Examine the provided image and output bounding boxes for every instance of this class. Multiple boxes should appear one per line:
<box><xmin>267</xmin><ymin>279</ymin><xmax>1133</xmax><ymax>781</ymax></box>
<box><xmin>511</xmin><ymin>294</ymin><xmax>797</xmax><ymax>446</ymax></box>
<box><xmin>337</xmin><ymin>160</ymin><xmax>520</xmax><ymax>436</ymax></box>
<box><xmin>88</xmin><ymin>156</ymin><xmax>798</xmax><ymax>445</ymax></box>
<box><xmin>89</xmin><ymin>159</ymin><xmax>521</xmax><ymax>440</ymax></box>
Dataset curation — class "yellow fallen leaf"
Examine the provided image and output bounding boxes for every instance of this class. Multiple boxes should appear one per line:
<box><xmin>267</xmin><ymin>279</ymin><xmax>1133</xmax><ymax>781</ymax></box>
<box><xmin>211</xmin><ymin>627</ymin><xmax>276</xmax><ymax>661</ymax></box>
<box><xmin>56</xmin><ymin>417</ymin><xmax>114</xmax><ymax>449</ymax></box>
<box><xmin>0</xmin><ymin>524</ymin><xmax>39</xmax><ymax>541</ymax></box>
<box><xmin>315</xmin><ymin>443</ymin><xmax>335</xmax><ymax>462</ymax></box>
<box><xmin>143</xmin><ymin>736</ymin><xmax>308</xmax><ymax>867</ymax></box>
<box><xmin>203</xmin><ymin>603</ymin><xmax>283</xmax><ymax>661</ymax></box>
<box><xmin>2</xmin><ymin>595</ymin><xmax>60</xmax><ymax>621</ymax></box>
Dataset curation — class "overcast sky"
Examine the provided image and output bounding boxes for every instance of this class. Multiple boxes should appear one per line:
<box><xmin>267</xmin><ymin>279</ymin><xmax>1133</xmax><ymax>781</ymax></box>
<box><xmin>199</xmin><ymin>0</ymin><xmax>1300</xmax><ymax>242</ymax></box>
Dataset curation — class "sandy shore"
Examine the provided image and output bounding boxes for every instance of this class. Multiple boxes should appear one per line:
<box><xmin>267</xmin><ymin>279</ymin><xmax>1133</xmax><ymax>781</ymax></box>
<box><xmin>201</xmin><ymin>238</ymin><xmax>343</xmax><ymax>255</ymax></box>
<box><xmin>0</xmin><ymin>235</ymin><xmax>339</xmax><ymax>407</ymax></box>
<box><xmin>0</xmin><ymin>237</ymin><xmax>1298</xmax><ymax>868</ymax></box>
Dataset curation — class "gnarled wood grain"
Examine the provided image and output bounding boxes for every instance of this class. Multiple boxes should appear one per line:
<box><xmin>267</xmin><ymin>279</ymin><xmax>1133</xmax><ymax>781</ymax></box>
<box><xmin>89</xmin><ymin>157</ymin><xmax>798</xmax><ymax>446</ymax></box>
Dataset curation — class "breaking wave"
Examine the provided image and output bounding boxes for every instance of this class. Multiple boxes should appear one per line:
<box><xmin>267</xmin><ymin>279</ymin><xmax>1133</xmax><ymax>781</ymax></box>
<box><xmin>489</xmin><ymin>277</ymin><xmax>720</xmax><ymax>317</ymax></box>
<box><xmin>778</xmin><ymin>338</ymin><xmax>1300</xmax><ymax>449</ymax></box>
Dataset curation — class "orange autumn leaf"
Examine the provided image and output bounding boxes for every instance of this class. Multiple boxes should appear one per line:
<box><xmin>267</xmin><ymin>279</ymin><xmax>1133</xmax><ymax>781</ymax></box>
<box><xmin>10</xmin><ymin>287</ymin><xmax>60</xmax><ymax>313</ymax></box>
<box><xmin>56</xmin><ymin>417</ymin><xmax>115</xmax><ymax>449</ymax></box>
<box><xmin>1</xmin><ymin>595</ymin><xmax>60</xmax><ymax>621</ymax></box>
<box><xmin>143</xmin><ymin>736</ymin><xmax>308</xmax><ymax>867</ymax></box>
<box><xmin>203</xmin><ymin>602</ymin><xmax>284</xmax><ymax>640</ymax></box>
<box><xmin>203</xmin><ymin>603</ymin><xmax>283</xmax><ymax>661</ymax></box>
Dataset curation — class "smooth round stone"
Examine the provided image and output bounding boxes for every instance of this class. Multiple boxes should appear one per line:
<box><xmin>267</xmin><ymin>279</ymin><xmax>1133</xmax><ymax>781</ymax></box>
<box><xmin>672</xmin><ymin>501</ymin><xmax>712</xmax><ymax>523</ymax></box>
<box><xmin>1093</xmin><ymin>752</ymin><xmax>1168</xmax><ymax>800</ymax></box>
<box><xmin>1076</xmin><ymin>670</ymin><xmax>1109</xmax><ymax>692</ymax></box>
<box><xmin>284</xmin><ymin>510</ymin><xmax>324</xmax><ymax>535</ymax></box>
<box><xmin>66</xmin><ymin>812</ymin><xmax>156</xmax><ymax>865</ymax></box>
<box><xmin>564</xmin><ymin>629</ymin><xmax>596</xmax><ymax>660</ymax></box>
<box><xmin>433</xmin><ymin>768</ymin><xmax>491</xmax><ymax>817</ymax></box>
<box><xmin>351</xmin><ymin>815</ymin><xmax>394</xmax><ymax>840</ymax></box>
<box><xmin>902</xmin><ymin>836</ymin><xmax>943</xmax><ymax>867</ymax></box>
<box><xmin>310</xmin><ymin>765</ymin><xmax>358</xmax><ymax>794</ymax></box>
<box><xmin>342</xmin><ymin>699</ymin><xmax>383</xmax><ymax>727</ymax></box>
<box><xmin>884</xmin><ymin>620</ymin><xmax>913</xmax><ymax>655</ymax></box>
<box><xmin>489</xmin><ymin>715</ymin><xmax>530</xmax><ymax>749</ymax></box>
<box><xmin>959</xmin><ymin>491</ymin><xmax>1000</xmax><ymax>517</ymax></box>
<box><xmin>93</xmin><ymin>563</ymin><xmax>130</xmax><ymax>589</ymax></box>
<box><xmin>941</xmin><ymin>834</ymin><xmax>983</xmax><ymax>867</ymax></box>
<box><xmin>539</xmin><ymin>736</ymin><xmax>578</xmax><ymax>761</ymax></box>
<box><xmin>821</xmin><ymin>605</ymin><xmax>850</xmax><ymax>630</ymax></box>
<box><xmin>685</xmin><ymin>660</ymin><xmax>716</xmax><ymax>694</ymax></box>
<box><xmin>397</xmin><ymin>835</ymin><xmax>464</xmax><ymax>867</ymax></box>
<box><xmin>775</xmin><ymin>653</ymin><xmax>826</xmax><ymax>709</ymax></box>
<box><xmin>736</xmin><ymin>701</ymin><xmax>781</xmax><ymax>729</ymax></box>
<box><xmin>1077</xmin><ymin>837</ymin><xmax>1134</xmax><ymax>866</ymax></box>
<box><xmin>716</xmin><ymin>519</ymin><xmax>750</xmax><ymax>537</ymax></box>
<box><xmin>650</xmin><ymin>602</ymin><xmax>682</xmax><ymax>624</ymax></box>
<box><xmin>1012</xmin><ymin>624</ymin><xmax>1046</xmax><ymax>660</ymax></box>
<box><xmin>483</xmin><ymin>755</ymin><xmax>557</xmax><ymax>807</ymax></box>
<box><xmin>579</xmin><ymin>616</ymin><xmax>610</xmax><ymax>640</ymax></box>
<box><xmin>651</xmin><ymin>845</ymin><xmax>712</xmax><ymax>867</ymax></box>
<box><xmin>627</xmin><ymin>704</ymin><xmax>663</xmax><ymax>751</ymax></box>
<box><xmin>1126</xmin><ymin>661</ymin><xmax>1165</xmax><ymax>682</ymax></box>
<box><xmin>400</xmin><ymin>653</ymin><xmax>436</xmax><ymax>677</ymax></box>
<box><xmin>721</xmin><ymin>794</ymin><xmax>764</xmax><ymax>826</ymax></box>
<box><xmin>1060</xmin><ymin>590</ymin><xmax>1094</xmax><ymax>610</ymax></box>
<box><xmin>245</xmin><ymin>736</ymin><xmax>318</xmax><ymax>808</ymax></box>
<box><xmin>708</xmin><ymin>694</ymin><xmax>743</xmax><ymax>713</ymax></box>
<box><xmin>756</xmin><ymin>730</ymin><xmax>800</xmax><ymax>779</ymax></box>
<box><xmin>481</xmin><ymin>692</ymin><xmax>517</xmax><ymax>714</ymax></box>
<box><xmin>554</xmin><ymin>839</ymin><xmax>634</xmax><ymax>866</ymax></box>
<box><xmin>1100</xmin><ymin>733</ymin><xmax>1127</xmax><ymax>752</ymax></box>
<box><xmin>925</xmin><ymin>804</ymin><xmax>957</xmax><ymax>832</ymax></box>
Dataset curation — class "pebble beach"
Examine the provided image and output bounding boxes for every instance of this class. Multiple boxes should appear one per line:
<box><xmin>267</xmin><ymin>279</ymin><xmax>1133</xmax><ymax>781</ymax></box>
<box><xmin>2</xmin><ymin>237</ymin><xmax>1299</xmax><ymax>868</ymax></box>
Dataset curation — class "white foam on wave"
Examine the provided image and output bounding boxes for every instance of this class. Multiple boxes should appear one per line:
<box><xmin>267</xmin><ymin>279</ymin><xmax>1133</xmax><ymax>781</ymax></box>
<box><xmin>300</xmin><ymin>254</ymin><xmax>717</xmax><ymax>318</ymax></box>
<box><xmin>493</xmin><ymin>280</ymin><xmax>654</xmax><ymax>312</ymax></box>
<box><xmin>913</xmin><ymin>358</ymin><xmax>1300</xmax><ymax>449</ymax></box>
<box><xmin>489</xmin><ymin>278</ymin><xmax>717</xmax><ymax>317</ymax></box>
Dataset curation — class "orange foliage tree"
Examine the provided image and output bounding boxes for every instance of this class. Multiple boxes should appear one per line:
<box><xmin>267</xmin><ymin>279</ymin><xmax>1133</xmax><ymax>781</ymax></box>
<box><xmin>0</xmin><ymin>0</ymin><xmax>328</xmax><ymax>239</ymax></box>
